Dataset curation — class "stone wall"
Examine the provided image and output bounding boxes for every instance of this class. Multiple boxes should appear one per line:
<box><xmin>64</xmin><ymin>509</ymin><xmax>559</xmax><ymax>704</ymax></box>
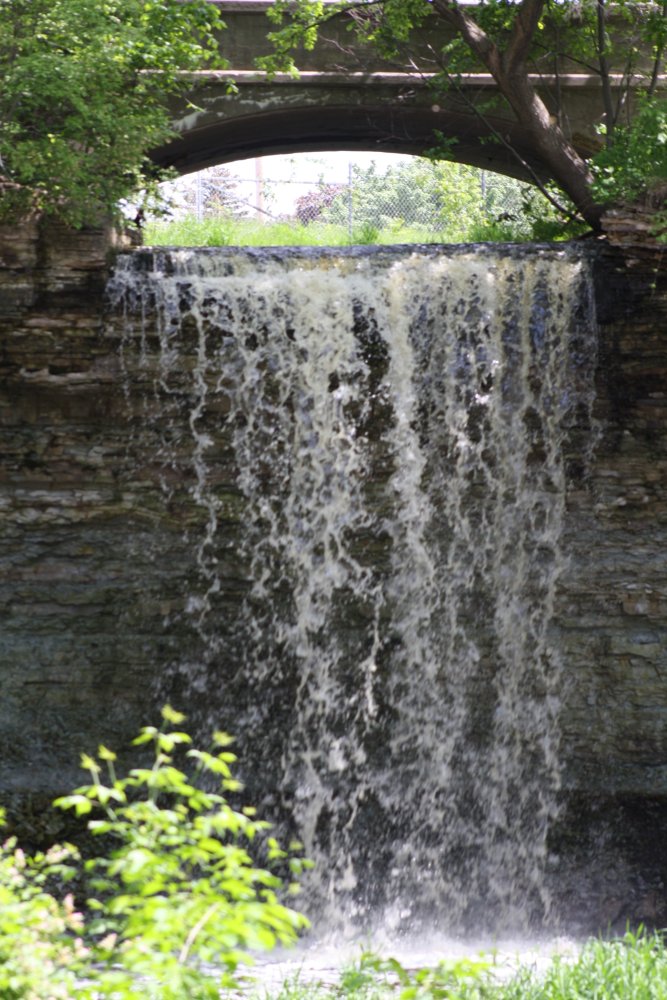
<box><xmin>2</xmin><ymin>225</ymin><xmax>667</xmax><ymax>928</ymax></box>
<box><xmin>0</xmin><ymin>222</ymin><xmax>209</xmax><ymax>843</ymax></box>
<box><xmin>553</xmin><ymin>245</ymin><xmax>667</xmax><ymax>930</ymax></box>
<box><xmin>563</xmin><ymin>246</ymin><xmax>667</xmax><ymax>796</ymax></box>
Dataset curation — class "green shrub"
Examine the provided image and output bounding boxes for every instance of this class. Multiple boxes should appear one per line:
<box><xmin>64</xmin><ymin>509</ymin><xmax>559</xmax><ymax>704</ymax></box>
<box><xmin>4</xmin><ymin>710</ymin><xmax>667</xmax><ymax>1000</ymax></box>
<box><xmin>0</xmin><ymin>0</ymin><xmax>224</xmax><ymax>228</ymax></box>
<box><xmin>0</xmin><ymin>826</ymin><xmax>85</xmax><ymax>999</ymax></box>
<box><xmin>0</xmin><ymin>707</ymin><xmax>309</xmax><ymax>999</ymax></box>
<box><xmin>262</xmin><ymin>931</ymin><xmax>667</xmax><ymax>1000</ymax></box>
<box><xmin>591</xmin><ymin>97</ymin><xmax>667</xmax><ymax>209</ymax></box>
<box><xmin>143</xmin><ymin>216</ymin><xmax>354</xmax><ymax>247</ymax></box>
<box><xmin>351</xmin><ymin>222</ymin><xmax>381</xmax><ymax>244</ymax></box>
<box><xmin>339</xmin><ymin>950</ymin><xmax>493</xmax><ymax>999</ymax></box>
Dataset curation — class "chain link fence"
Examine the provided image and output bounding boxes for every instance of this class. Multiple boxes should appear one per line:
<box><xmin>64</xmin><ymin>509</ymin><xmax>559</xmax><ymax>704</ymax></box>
<box><xmin>166</xmin><ymin>157</ymin><xmax>537</xmax><ymax>241</ymax></box>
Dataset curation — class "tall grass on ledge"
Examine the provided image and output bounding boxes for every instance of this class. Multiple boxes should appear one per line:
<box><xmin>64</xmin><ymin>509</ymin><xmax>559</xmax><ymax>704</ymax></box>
<box><xmin>142</xmin><ymin>214</ymin><xmax>531</xmax><ymax>248</ymax></box>
<box><xmin>143</xmin><ymin>215</ymin><xmax>440</xmax><ymax>246</ymax></box>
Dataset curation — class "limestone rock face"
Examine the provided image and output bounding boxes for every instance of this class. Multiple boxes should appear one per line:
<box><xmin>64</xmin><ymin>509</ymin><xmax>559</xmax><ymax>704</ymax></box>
<box><xmin>0</xmin><ymin>223</ymin><xmax>200</xmax><ymax>840</ymax></box>
<box><xmin>2</xmin><ymin>226</ymin><xmax>667</xmax><ymax>929</ymax></box>
<box><xmin>601</xmin><ymin>206</ymin><xmax>667</xmax><ymax>246</ymax></box>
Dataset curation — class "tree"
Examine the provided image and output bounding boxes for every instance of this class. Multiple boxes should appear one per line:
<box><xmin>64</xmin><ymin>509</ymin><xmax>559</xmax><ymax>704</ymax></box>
<box><xmin>317</xmin><ymin>158</ymin><xmax>572</xmax><ymax>240</ymax></box>
<box><xmin>295</xmin><ymin>182</ymin><xmax>344</xmax><ymax>223</ymax></box>
<box><xmin>262</xmin><ymin>0</ymin><xmax>667</xmax><ymax>233</ymax></box>
<box><xmin>325</xmin><ymin>159</ymin><xmax>446</xmax><ymax>228</ymax></box>
<box><xmin>0</xmin><ymin>0</ymin><xmax>225</xmax><ymax>228</ymax></box>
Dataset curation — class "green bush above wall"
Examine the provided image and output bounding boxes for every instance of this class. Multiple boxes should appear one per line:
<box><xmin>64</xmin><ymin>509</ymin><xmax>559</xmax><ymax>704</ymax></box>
<box><xmin>0</xmin><ymin>0</ymin><xmax>224</xmax><ymax>228</ymax></box>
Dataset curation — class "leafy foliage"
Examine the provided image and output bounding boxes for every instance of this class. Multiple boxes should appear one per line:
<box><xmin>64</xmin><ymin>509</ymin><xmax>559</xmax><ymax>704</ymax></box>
<box><xmin>591</xmin><ymin>96</ymin><xmax>667</xmax><ymax>206</ymax></box>
<box><xmin>295</xmin><ymin>183</ymin><xmax>345</xmax><ymax>224</ymax></box>
<box><xmin>2</xmin><ymin>786</ymin><xmax>667</xmax><ymax>1000</ymax></box>
<box><xmin>0</xmin><ymin>824</ymin><xmax>85</xmax><ymax>999</ymax></box>
<box><xmin>319</xmin><ymin>159</ymin><xmax>580</xmax><ymax>241</ymax></box>
<box><xmin>0</xmin><ymin>0</ymin><xmax>225</xmax><ymax>227</ymax></box>
<box><xmin>145</xmin><ymin>155</ymin><xmax>583</xmax><ymax>246</ymax></box>
<box><xmin>339</xmin><ymin>950</ymin><xmax>492</xmax><ymax>999</ymax></box>
<box><xmin>260</xmin><ymin>0</ymin><xmax>667</xmax><ymax>228</ymax></box>
<box><xmin>496</xmin><ymin>928</ymin><xmax>667</xmax><ymax>1000</ymax></box>
<box><xmin>144</xmin><ymin>213</ymin><xmax>446</xmax><ymax>246</ymax></box>
<box><xmin>322</xmin><ymin>160</ymin><xmax>445</xmax><ymax>230</ymax></box>
<box><xmin>0</xmin><ymin>708</ymin><xmax>309</xmax><ymax>999</ymax></box>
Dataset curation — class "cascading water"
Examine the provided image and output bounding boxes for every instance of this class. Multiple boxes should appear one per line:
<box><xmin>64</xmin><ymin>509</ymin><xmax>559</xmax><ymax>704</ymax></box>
<box><xmin>108</xmin><ymin>245</ymin><xmax>596</xmax><ymax>936</ymax></box>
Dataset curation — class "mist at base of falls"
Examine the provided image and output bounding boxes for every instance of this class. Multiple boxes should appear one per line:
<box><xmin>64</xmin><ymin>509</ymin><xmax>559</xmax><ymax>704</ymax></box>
<box><xmin>108</xmin><ymin>244</ymin><xmax>597</xmax><ymax>938</ymax></box>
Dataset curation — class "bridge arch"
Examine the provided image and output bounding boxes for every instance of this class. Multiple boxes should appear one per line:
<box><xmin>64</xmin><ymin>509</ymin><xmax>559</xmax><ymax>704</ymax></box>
<box><xmin>150</xmin><ymin>72</ymin><xmax>599</xmax><ymax>185</ymax></box>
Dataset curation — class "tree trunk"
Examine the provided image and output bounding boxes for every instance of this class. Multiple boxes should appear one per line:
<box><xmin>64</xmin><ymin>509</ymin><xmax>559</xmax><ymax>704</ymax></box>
<box><xmin>499</xmin><ymin>73</ymin><xmax>604</xmax><ymax>230</ymax></box>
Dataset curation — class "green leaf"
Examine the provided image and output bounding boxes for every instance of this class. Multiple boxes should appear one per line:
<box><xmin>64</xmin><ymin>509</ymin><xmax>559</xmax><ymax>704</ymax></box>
<box><xmin>80</xmin><ymin>752</ymin><xmax>100</xmax><ymax>774</ymax></box>
<box><xmin>53</xmin><ymin>794</ymin><xmax>93</xmax><ymax>817</ymax></box>
<box><xmin>132</xmin><ymin>727</ymin><xmax>158</xmax><ymax>746</ymax></box>
<box><xmin>161</xmin><ymin>705</ymin><xmax>186</xmax><ymax>725</ymax></box>
<box><xmin>6</xmin><ymin>708</ymin><xmax>310</xmax><ymax>997</ymax></box>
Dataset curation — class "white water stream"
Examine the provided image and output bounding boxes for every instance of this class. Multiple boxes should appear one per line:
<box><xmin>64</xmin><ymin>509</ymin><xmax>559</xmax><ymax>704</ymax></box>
<box><xmin>108</xmin><ymin>245</ymin><xmax>596</xmax><ymax>938</ymax></box>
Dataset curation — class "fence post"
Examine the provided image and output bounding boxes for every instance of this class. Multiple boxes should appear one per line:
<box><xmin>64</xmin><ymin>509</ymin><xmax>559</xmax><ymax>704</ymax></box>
<box><xmin>255</xmin><ymin>158</ymin><xmax>265</xmax><ymax>219</ymax></box>
<box><xmin>195</xmin><ymin>172</ymin><xmax>204</xmax><ymax>221</ymax></box>
<box><xmin>347</xmin><ymin>161</ymin><xmax>353</xmax><ymax>242</ymax></box>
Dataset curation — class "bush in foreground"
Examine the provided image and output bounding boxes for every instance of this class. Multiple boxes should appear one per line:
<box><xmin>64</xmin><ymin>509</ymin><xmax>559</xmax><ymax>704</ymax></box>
<box><xmin>0</xmin><ymin>706</ymin><xmax>309</xmax><ymax>999</ymax></box>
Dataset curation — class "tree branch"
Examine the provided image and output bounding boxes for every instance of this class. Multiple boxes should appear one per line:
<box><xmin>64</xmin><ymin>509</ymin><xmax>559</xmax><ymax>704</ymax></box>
<box><xmin>505</xmin><ymin>0</ymin><xmax>547</xmax><ymax>74</ymax></box>
<box><xmin>612</xmin><ymin>49</ymin><xmax>637</xmax><ymax>130</ymax></box>
<box><xmin>428</xmin><ymin>63</ymin><xmax>584</xmax><ymax>224</ymax></box>
<box><xmin>429</xmin><ymin>0</ymin><xmax>503</xmax><ymax>78</ymax></box>
<box><xmin>648</xmin><ymin>1</ymin><xmax>667</xmax><ymax>97</ymax></box>
<box><xmin>425</xmin><ymin>0</ymin><xmax>599</xmax><ymax>225</ymax></box>
<box><xmin>596</xmin><ymin>0</ymin><xmax>615</xmax><ymax>146</ymax></box>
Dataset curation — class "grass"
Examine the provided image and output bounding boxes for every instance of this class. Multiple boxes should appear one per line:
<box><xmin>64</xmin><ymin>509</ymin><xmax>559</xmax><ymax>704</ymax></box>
<box><xmin>497</xmin><ymin>931</ymin><xmax>667</xmax><ymax>1000</ymax></box>
<box><xmin>142</xmin><ymin>214</ymin><xmax>535</xmax><ymax>248</ymax></box>
<box><xmin>249</xmin><ymin>930</ymin><xmax>667</xmax><ymax>999</ymax></box>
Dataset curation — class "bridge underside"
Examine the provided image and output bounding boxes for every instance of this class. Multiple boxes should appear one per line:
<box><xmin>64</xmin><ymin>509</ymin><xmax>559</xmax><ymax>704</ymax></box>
<box><xmin>154</xmin><ymin>104</ymin><xmax>547</xmax><ymax>181</ymax></box>
<box><xmin>151</xmin><ymin>74</ymin><xmax>600</xmax><ymax>183</ymax></box>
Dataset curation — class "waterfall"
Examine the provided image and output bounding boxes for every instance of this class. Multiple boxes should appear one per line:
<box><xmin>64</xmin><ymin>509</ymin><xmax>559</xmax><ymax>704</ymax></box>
<box><xmin>107</xmin><ymin>245</ymin><xmax>597</xmax><ymax>935</ymax></box>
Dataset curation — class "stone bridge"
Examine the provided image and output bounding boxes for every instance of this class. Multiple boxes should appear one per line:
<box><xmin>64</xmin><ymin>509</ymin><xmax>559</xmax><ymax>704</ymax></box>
<box><xmin>151</xmin><ymin>0</ymin><xmax>660</xmax><ymax>182</ymax></box>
